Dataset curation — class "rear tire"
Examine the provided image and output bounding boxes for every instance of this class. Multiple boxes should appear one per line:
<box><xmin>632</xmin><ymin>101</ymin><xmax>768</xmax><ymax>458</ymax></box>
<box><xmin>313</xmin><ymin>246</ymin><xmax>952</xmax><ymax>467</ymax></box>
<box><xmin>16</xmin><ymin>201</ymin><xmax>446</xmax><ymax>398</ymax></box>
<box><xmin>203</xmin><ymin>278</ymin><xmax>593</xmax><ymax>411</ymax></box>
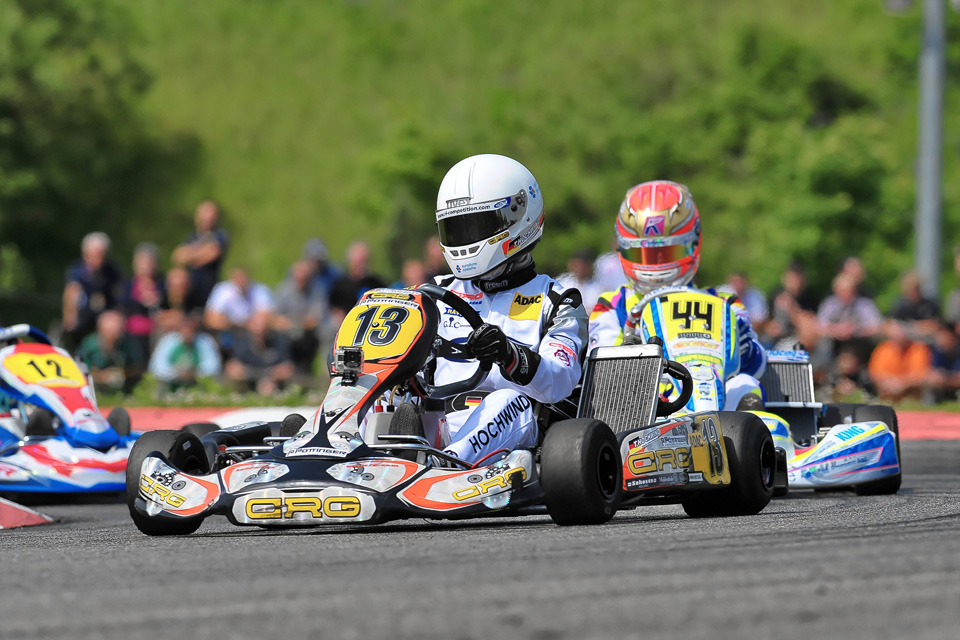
<box><xmin>852</xmin><ymin>405</ymin><xmax>902</xmax><ymax>496</ymax></box>
<box><xmin>682</xmin><ymin>411</ymin><xmax>775</xmax><ymax>518</ymax></box>
<box><xmin>541</xmin><ymin>418</ymin><xmax>621</xmax><ymax>526</ymax></box>
<box><xmin>107</xmin><ymin>407</ymin><xmax>132</xmax><ymax>436</ymax></box>
<box><xmin>180</xmin><ymin>422</ymin><xmax>220</xmax><ymax>438</ymax></box>
<box><xmin>126</xmin><ymin>430</ymin><xmax>210</xmax><ymax>536</ymax></box>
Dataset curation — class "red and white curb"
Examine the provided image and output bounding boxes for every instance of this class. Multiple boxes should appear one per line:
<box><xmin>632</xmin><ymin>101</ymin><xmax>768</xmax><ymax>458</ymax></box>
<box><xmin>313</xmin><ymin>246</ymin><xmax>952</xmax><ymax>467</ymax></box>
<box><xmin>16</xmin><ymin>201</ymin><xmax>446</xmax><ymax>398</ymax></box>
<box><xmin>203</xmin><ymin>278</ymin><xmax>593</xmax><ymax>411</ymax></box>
<box><xmin>0</xmin><ymin>496</ymin><xmax>54</xmax><ymax>530</ymax></box>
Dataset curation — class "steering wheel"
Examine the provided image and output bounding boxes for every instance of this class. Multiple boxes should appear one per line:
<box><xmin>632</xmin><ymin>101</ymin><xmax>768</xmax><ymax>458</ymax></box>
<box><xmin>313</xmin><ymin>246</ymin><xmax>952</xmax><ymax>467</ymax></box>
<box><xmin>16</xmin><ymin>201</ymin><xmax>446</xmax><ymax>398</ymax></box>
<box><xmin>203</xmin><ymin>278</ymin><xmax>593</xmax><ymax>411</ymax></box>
<box><xmin>414</xmin><ymin>284</ymin><xmax>491</xmax><ymax>399</ymax></box>
<box><xmin>656</xmin><ymin>358</ymin><xmax>694</xmax><ymax>417</ymax></box>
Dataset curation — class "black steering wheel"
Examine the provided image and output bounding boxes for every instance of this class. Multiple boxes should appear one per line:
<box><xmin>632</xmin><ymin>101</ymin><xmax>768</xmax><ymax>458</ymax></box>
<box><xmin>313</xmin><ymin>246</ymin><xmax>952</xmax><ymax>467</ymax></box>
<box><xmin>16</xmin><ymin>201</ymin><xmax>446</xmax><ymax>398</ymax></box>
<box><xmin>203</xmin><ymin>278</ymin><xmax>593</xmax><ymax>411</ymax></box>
<box><xmin>414</xmin><ymin>284</ymin><xmax>491</xmax><ymax>399</ymax></box>
<box><xmin>656</xmin><ymin>358</ymin><xmax>694</xmax><ymax>417</ymax></box>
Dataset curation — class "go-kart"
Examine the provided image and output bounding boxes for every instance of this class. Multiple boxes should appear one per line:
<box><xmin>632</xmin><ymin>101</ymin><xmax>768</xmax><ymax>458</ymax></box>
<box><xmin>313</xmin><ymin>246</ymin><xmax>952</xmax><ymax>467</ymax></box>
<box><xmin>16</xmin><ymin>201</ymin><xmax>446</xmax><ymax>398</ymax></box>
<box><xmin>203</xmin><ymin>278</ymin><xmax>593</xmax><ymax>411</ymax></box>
<box><xmin>628</xmin><ymin>286</ymin><xmax>901</xmax><ymax>495</ymax></box>
<box><xmin>0</xmin><ymin>324</ymin><xmax>137</xmax><ymax>493</ymax></box>
<box><xmin>127</xmin><ymin>283</ymin><xmax>775</xmax><ymax>536</ymax></box>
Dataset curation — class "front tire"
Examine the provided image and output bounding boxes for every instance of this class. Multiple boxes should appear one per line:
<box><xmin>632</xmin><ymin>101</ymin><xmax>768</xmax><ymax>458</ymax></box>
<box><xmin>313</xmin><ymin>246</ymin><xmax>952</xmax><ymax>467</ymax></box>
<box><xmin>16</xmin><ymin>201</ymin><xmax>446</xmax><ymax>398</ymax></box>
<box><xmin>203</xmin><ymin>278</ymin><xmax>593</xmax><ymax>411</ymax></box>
<box><xmin>682</xmin><ymin>411</ymin><xmax>775</xmax><ymax>518</ymax></box>
<box><xmin>107</xmin><ymin>407</ymin><xmax>132</xmax><ymax>436</ymax></box>
<box><xmin>180</xmin><ymin>422</ymin><xmax>220</xmax><ymax>438</ymax></box>
<box><xmin>126</xmin><ymin>430</ymin><xmax>210</xmax><ymax>536</ymax></box>
<box><xmin>540</xmin><ymin>418</ymin><xmax>621</xmax><ymax>526</ymax></box>
<box><xmin>852</xmin><ymin>405</ymin><xmax>902</xmax><ymax>496</ymax></box>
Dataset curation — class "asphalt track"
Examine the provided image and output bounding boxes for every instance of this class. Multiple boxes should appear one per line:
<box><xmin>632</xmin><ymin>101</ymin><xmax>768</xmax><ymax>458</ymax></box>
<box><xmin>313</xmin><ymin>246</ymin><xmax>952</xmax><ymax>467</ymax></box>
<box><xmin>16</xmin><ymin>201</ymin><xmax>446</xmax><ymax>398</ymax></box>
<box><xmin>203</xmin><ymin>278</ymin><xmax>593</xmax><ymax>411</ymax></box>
<box><xmin>1</xmin><ymin>441</ymin><xmax>958</xmax><ymax>640</ymax></box>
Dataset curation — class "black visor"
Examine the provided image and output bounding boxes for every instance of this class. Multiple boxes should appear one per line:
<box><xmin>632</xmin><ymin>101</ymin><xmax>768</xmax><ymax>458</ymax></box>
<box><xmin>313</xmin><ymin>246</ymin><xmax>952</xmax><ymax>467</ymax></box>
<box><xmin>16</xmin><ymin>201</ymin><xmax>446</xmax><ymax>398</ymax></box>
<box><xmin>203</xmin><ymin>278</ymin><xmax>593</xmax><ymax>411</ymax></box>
<box><xmin>436</xmin><ymin>192</ymin><xmax>527</xmax><ymax>247</ymax></box>
<box><xmin>438</xmin><ymin>209</ymin><xmax>513</xmax><ymax>246</ymax></box>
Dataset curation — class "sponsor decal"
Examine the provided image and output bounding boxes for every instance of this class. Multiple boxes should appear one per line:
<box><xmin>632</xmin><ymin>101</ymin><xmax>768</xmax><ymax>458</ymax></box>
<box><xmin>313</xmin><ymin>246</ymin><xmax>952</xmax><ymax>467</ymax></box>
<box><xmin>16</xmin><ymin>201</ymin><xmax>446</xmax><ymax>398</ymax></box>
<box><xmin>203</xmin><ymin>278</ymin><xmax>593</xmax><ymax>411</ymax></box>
<box><xmin>285</xmin><ymin>446</ymin><xmax>350</xmax><ymax>458</ymax></box>
<box><xmin>528</xmin><ymin>185</ymin><xmax>538</xmax><ymax>199</ymax></box>
<box><xmin>660</xmin><ymin>435</ymin><xmax>688</xmax><ymax>447</ymax></box>
<box><xmin>501</xmin><ymin>215</ymin><xmax>543</xmax><ymax>256</ymax></box>
<box><xmin>455</xmin><ymin>262</ymin><xmax>479</xmax><ymax>274</ymax></box>
<box><xmin>243</xmin><ymin>495</ymin><xmax>362</xmax><ymax>520</ymax></box>
<box><xmin>366</xmin><ymin>290</ymin><xmax>414</xmax><ymax>302</ymax></box>
<box><xmin>452</xmin><ymin>466</ymin><xmax>526</xmax><ymax>501</ymax></box>
<box><xmin>627</xmin><ymin>447</ymin><xmax>693</xmax><ymax>476</ymax></box>
<box><xmin>509</xmin><ymin>293</ymin><xmax>543</xmax><ymax>321</ymax></box>
<box><xmin>835</xmin><ymin>425</ymin><xmax>867</xmax><ymax>442</ymax></box>
<box><xmin>140</xmin><ymin>474</ymin><xmax>188</xmax><ymax>508</ymax></box>
<box><xmin>488</xmin><ymin>231</ymin><xmax>509</xmax><ymax>245</ymax></box>
<box><xmin>687</xmin><ymin>472</ymin><xmax>704</xmax><ymax>482</ymax></box>
<box><xmin>643</xmin><ymin>215</ymin><xmax>665</xmax><ymax>236</ymax></box>
<box><xmin>446</xmin><ymin>197</ymin><xmax>471</xmax><ymax>208</ymax></box>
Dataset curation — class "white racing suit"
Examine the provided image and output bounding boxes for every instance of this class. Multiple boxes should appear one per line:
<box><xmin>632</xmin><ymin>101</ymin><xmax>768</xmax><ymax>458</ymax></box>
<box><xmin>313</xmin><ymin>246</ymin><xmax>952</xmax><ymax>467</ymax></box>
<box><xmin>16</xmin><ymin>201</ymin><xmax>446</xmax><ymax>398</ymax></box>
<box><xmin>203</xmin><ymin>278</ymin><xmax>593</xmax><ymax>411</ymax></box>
<box><xmin>429</xmin><ymin>269</ymin><xmax>588</xmax><ymax>464</ymax></box>
<box><xmin>588</xmin><ymin>284</ymin><xmax>766</xmax><ymax>410</ymax></box>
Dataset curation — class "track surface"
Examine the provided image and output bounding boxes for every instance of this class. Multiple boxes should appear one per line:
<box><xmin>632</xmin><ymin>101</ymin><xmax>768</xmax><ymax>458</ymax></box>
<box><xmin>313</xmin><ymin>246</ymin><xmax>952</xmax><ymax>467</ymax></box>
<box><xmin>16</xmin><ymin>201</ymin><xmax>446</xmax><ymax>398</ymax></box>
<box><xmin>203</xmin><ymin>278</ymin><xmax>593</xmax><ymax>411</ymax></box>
<box><xmin>1</xmin><ymin>441</ymin><xmax>958</xmax><ymax>640</ymax></box>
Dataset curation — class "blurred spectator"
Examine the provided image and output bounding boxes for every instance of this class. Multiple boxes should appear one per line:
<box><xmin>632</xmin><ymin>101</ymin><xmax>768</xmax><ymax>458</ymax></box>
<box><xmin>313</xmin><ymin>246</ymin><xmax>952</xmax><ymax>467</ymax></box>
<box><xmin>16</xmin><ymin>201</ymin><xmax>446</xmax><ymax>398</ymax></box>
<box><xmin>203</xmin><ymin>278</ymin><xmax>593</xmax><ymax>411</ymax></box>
<box><xmin>391</xmin><ymin>259</ymin><xmax>427</xmax><ymax>289</ymax></box>
<box><xmin>275</xmin><ymin>259</ymin><xmax>326</xmax><ymax>374</ymax></box>
<box><xmin>943</xmin><ymin>245</ymin><xmax>960</xmax><ymax>328</ymax></box>
<box><xmin>301</xmin><ymin>238</ymin><xmax>341</xmax><ymax>304</ymax></box>
<box><xmin>594</xmin><ymin>237</ymin><xmax>629</xmax><ymax>293</ymax></box>
<box><xmin>62</xmin><ymin>232</ymin><xmax>124</xmax><ymax>346</ymax></box>
<box><xmin>889</xmin><ymin>270</ymin><xmax>940</xmax><ymax>337</ymax></box>
<box><xmin>75</xmin><ymin>310</ymin><xmax>146</xmax><ymax>394</ymax></box>
<box><xmin>121</xmin><ymin>243</ymin><xmax>165</xmax><ymax>355</ymax></box>
<box><xmin>840</xmin><ymin>256</ymin><xmax>876</xmax><ymax>299</ymax></box>
<box><xmin>817</xmin><ymin>273</ymin><xmax>883</xmax><ymax>361</ymax></box>
<box><xmin>824</xmin><ymin>344</ymin><xmax>874</xmax><ymax>400</ymax></box>
<box><xmin>557</xmin><ymin>249</ymin><xmax>603</xmax><ymax>311</ymax></box>
<box><xmin>766</xmin><ymin>262</ymin><xmax>819</xmax><ymax>347</ymax></box>
<box><xmin>156</xmin><ymin>267</ymin><xmax>206</xmax><ymax>333</ymax></box>
<box><xmin>204</xmin><ymin>268</ymin><xmax>275</xmax><ymax>332</ymax></box>
<box><xmin>868</xmin><ymin>320</ymin><xmax>932</xmax><ymax>403</ymax></box>
<box><xmin>148</xmin><ymin>314</ymin><xmax>221</xmax><ymax>389</ymax></box>
<box><xmin>723</xmin><ymin>272</ymin><xmax>769</xmax><ymax>327</ymax></box>
<box><xmin>224</xmin><ymin>311</ymin><xmax>294</xmax><ymax>396</ymax></box>
<box><xmin>172</xmin><ymin>200</ymin><xmax>229</xmax><ymax>306</ymax></box>
<box><xmin>925</xmin><ymin>320</ymin><xmax>960</xmax><ymax>402</ymax></box>
<box><xmin>329</xmin><ymin>241</ymin><xmax>386</xmax><ymax>323</ymax></box>
<box><xmin>424</xmin><ymin>236</ymin><xmax>449</xmax><ymax>280</ymax></box>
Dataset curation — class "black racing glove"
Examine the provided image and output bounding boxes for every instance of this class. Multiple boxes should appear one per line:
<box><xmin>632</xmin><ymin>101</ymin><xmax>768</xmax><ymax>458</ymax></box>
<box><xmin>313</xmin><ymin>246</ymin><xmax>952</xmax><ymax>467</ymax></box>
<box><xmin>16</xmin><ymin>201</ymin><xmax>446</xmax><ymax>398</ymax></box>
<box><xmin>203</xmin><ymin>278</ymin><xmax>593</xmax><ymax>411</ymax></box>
<box><xmin>466</xmin><ymin>323</ymin><xmax>540</xmax><ymax>385</ymax></box>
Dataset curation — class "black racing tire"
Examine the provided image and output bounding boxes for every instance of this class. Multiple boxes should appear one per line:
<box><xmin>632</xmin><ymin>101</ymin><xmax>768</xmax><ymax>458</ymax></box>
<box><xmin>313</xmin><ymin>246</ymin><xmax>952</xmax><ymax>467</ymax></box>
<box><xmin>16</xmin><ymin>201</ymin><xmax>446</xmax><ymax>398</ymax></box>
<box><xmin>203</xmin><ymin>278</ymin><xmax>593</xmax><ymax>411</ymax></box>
<box><xmin>180</xmin><ymin>422</ymin><xmax>220</xmax><ymax>438</ymax></box>
<box><xmin>280</xmin><ymin>413</ymin><xmax>308</xmax><ymax>437</ymax></box>
<box><xmin>852</xmin><ymin>405</ymin><xmax>902</xmax><ymax>496</ymax></box>
<box><xmin>25</xmin><ymin>409</ymin><xmax>56</xmax><ymax>436</ymax></box>
<box><xmin>540</xmin><ymin>418</ymin><xmax>621</xmax><ymax>526</ymax></box>
<box><xmin>126</xmin><ymin>430</ymin><xmax>210</xmax><ymax>536</ymax></box>
<box><xmin>682</xmin><ymin>411</ymin><xmax>775</xmax><ymax>518</ymax></box>
<box><xmin>107</xmin><ymin>407</ymin><xmax>132</xmax><ymax>436</ymax></box>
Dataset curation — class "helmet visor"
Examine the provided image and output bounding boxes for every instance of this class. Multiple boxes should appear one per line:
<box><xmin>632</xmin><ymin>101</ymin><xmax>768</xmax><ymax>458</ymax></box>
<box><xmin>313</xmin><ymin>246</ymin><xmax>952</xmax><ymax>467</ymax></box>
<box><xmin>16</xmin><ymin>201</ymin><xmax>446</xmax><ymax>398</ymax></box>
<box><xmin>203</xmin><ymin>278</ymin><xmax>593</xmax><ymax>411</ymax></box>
<box><xmin>437</xmin><ymin>192</ymin><xmax>527</xmax><ymax>247</ymax></box>
<box><xmin>618</xmin><ymin>228</ymin><xmax>699</xmax><ymax>267</ymax></box>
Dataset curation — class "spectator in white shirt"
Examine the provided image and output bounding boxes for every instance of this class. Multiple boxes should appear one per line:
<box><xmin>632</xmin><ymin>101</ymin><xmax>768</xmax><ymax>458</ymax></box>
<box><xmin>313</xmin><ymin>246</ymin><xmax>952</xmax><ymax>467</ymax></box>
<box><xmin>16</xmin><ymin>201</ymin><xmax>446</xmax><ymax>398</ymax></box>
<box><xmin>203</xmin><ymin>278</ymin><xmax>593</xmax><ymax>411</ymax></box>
<box><xmin>204</xmin><ymin>267</ymin><xmax>275</xmax><ymax>331</ymax></box>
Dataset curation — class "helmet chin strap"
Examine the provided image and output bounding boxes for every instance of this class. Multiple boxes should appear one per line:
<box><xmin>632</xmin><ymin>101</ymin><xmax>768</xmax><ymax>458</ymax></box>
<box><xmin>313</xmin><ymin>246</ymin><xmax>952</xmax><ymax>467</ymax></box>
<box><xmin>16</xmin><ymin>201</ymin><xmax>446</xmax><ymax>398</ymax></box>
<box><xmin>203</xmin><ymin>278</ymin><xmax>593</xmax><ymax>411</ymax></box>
<box><xmin>473</xmin><ymin>252</ymin><xmax>537</xmax><ymax>294</ymax></box>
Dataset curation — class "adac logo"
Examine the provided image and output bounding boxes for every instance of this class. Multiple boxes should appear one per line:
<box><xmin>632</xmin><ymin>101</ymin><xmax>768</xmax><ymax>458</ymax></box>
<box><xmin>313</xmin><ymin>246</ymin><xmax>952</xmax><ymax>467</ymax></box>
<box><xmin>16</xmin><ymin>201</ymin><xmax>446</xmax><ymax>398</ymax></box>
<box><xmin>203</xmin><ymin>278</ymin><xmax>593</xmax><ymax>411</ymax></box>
<box><xmin>509</xmin><ymin>293</ymin><xmax>542</xmax><ymax>321</ymax></box>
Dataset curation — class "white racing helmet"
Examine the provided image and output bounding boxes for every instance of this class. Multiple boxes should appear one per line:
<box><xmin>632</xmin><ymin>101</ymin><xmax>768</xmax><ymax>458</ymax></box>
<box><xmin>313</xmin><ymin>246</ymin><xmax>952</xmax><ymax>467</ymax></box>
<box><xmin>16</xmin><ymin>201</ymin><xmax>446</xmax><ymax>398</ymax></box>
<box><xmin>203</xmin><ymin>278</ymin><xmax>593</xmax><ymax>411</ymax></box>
<box><xmin>436</xmin><ymin>154</ymin><xmax>544</xmax><ymax>280</ymax></box>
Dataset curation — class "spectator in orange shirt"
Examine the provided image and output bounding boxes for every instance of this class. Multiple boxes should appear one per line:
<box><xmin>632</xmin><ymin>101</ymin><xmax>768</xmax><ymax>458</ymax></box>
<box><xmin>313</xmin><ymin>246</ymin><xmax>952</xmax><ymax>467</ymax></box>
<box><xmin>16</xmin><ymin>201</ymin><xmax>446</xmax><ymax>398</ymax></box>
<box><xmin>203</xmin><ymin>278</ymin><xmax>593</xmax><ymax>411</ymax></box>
<box><xmin>868</xmin><ymin>320</ymin><xmax>932</xmax><ymax>403</ymax></box>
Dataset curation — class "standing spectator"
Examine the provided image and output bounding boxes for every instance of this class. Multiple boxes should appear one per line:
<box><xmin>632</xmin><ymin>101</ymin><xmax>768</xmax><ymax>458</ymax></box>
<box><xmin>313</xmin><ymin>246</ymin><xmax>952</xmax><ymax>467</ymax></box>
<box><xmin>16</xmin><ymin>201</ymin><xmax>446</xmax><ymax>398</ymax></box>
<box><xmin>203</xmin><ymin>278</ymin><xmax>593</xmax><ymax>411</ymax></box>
<box><xmin>943</xmin><ymin>245</ymin><xmax>960</xmax><ymax>328</ymax></box>
<box><xmin>224</xmin><ymin>311</ymin><xmax>295</xmax><ymax>396</ymax></box>
<box><xmin>424</xmin><ymin>236</ymin><xmax>449</xmax><ymax>280</ymax></box>
<box><xmin>391</xmin><ymin>259</ymin><xmax>427</xmax><ymax>289</ymax></box>
<box><xmin>75</xmin><ymin>310</ymin><xmax>146</xmax><ymax>394</ymax></box>
<box><xmin>557</xmin><ymin>249</ymin><xmax>603</xmax><ymax>311</ymax></box>
<box><xmin>172</xmin><ymin>200</ymin><xmax>229</xmax><ymax>306</ymax></box>
<box><xmin>301</xmin><ymin>238</ymin><xmax>341</xmax><ymax>306</ymax></box>
<box><xmin>156</xmin><ymin>267</ymin><xmax>205</xmax><ymax>334</ymax></box>
<box><xmin>868</xmin><ymin>320</ymin><xmax>932</xmax><ymax>403</ymax></box>
<box><xmin>765</xmin><ymin>262</ymin><xmax>819</xmax><ymax>347</ymax></box>
<box><xmin>62</xmin><ymin>232</ymin><xmax>124</xmax><ymax>347</ymax></box>
<box><xmin>817</xmin><ymin>273</ymin><xmax>883</xmax><ymax>362</ymax></box>
<box><xmin>594</xmin><ymin>237</ymin><xmax>628</xmax><ymax>294</ymax></box>
<box><xmin>275</xmin><ymin>260</ymin><xmax>326</xmax><ymax>375</ymax></box>
<box><xmin>204</xmin><ymin>268</ymin><xmax>275</xmax><ymax>332</ymax></box>
<box><xmin>723</xmin><ymin>272</ymin><xmax>769</xmax><ymax>328</ymax></box>
<box><xmin>840</xmin><ymin>256</ymin><xmax>875</xmax><ymax>299</ymax></box>
<box><xmin>925</xmin><ymin>321</ymin><xmax>960</xmax><ymax>402</ymax></box>
<box><xmin>329</xmin><ymin>241</ymin><xmax>386</xmax><ymax>324</ymax></box>
<box><xmin>148</xmin><ymin>314</ymin><xmax>221</xmax><ymax>390</ymax></box>
<box><xmin>121</xmin><ymin>243</ymin><xmax>165</xmax><ymax>356</ymax></box>
<box><xmin>889</xmin><ymin>270</ymin><xmax>940</xmax><ymax>337</ymax></box>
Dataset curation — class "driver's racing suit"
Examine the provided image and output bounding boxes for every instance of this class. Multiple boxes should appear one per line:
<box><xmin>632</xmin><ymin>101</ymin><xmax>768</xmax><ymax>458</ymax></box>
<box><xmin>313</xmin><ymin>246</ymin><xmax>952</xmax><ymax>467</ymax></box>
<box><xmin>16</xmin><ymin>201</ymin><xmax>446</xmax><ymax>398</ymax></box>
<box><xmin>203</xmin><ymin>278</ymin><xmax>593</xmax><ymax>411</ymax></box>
<box><xmin>429</xmin><ymin>266</ymin><xmax>587</xmax><ymax>464</ymax></box>
<box><xmin>588</xmin><ymin>285</ymin><xmax>766</xmax><ymax>410</ymax></box>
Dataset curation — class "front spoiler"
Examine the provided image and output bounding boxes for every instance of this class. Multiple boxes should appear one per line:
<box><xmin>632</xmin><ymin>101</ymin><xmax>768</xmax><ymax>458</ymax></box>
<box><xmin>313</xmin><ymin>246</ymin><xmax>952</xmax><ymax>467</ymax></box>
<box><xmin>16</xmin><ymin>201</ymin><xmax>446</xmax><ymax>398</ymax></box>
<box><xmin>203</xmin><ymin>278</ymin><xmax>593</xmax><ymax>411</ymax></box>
<box><xmin>132</xmin><ymin>449</ymin><xmax>546</xmax><ymax>528</ymax></box>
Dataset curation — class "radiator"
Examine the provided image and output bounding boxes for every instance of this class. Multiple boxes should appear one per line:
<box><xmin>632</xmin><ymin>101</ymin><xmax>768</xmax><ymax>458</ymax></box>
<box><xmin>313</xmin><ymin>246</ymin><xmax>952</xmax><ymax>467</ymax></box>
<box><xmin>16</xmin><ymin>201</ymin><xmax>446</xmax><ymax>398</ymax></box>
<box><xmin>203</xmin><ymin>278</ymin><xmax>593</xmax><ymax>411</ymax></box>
<box><xmin>578</xmin><ymin>345</ymin><xmax>663</xmax><ymax>434</ymax></box>
<box><xmin>760</xmin><ymin>361</ymin><xmax>815</xmax><ymax>403</ymax></box>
